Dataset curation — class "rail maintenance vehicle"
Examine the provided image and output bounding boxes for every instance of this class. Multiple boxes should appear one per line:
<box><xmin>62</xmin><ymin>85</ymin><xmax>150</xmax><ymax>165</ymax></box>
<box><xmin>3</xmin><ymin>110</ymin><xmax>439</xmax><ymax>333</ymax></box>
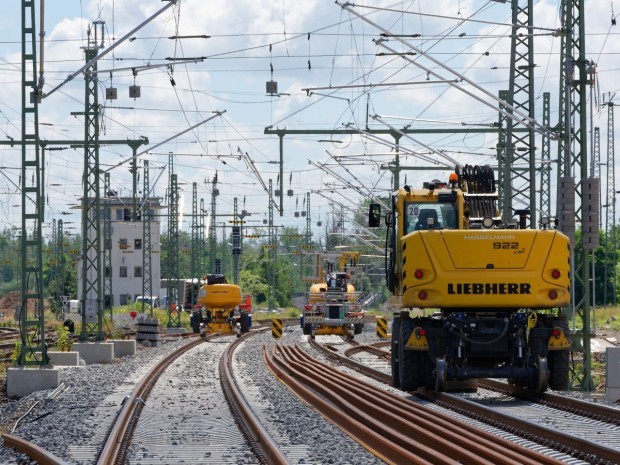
<box><xmin>301</xmin><ymin>252</ymin><xmax>364</xmax><ymax>339</ymax></box>
<box><xmin>369</xmin><ymin>165</ymin><xmax>571</xmax><ymax>392</ymax></box>
<box><xmin>191</xmin><ymin>274</ymin><xmax>252</xmax><ymax>337</ymax></box>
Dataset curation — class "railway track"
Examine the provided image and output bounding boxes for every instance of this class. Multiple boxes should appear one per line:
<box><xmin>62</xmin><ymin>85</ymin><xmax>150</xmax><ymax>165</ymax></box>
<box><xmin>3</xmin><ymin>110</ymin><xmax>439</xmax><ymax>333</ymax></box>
<box><xmin>266</xmin><ymin>342</ymin><xmax>566</xmax><ymax>465</ymax></box>
<box><xmin>3</xmin><ymin>329</ymin><xmax>290</xmax><ymax>465</ymax></box>
<box><xmin>306</xmin><ymin>335</ymin><xmax>620</xmax><ymax>464</ymax></box>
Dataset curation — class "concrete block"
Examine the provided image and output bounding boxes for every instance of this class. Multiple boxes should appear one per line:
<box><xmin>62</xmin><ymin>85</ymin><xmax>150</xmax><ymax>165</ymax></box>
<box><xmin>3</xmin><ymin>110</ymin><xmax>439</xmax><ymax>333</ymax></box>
<box><xmin>47</xmin><ymin>351</ymin><xmax>80</xmax><ymax>366</ymax></box>
<box><xmin>606</xmin><ymin>388</ymin><xmax>620</xmax><ymax>403</ymax></box>
<box><xmin>73</xmin><ymin>342</ymin><xmax>114</xmax><ymax>364</ymax></box>
<box><xmin>606</xmin><ymin>347</ymin><xmax>620</xmax><ymax>402</ymax></box>
<box><xmin>6</xmin><ymin>367</ymin><xmax>59</xmax><ymax>399</ymax></box>
<box><xmin>165</xmin><ymin>327</ymin><xmax>186</xmax><ymax>335</ymax></box>
<box><xmin>112</xmin><ymin>339</ymin><xmax>136</xmax><ymax>357</ymax></box>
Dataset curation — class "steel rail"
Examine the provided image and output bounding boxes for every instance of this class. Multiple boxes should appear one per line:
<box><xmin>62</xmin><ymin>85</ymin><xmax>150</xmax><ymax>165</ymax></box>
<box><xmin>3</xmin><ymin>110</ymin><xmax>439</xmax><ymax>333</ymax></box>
<box><xmin>220</xmin><ymin>327</ymin><xmax>290</xmax><ymax>465</ymax></box>
<box><xmin>96</xmin><ymin>336</ymin><xmax>205</xmax><ymax>465</ymax></box>
<box><xmin>264</xmin><ymin>345</ymin><xmax>425</xmax><ymax>464</ymax></box>
<box><xmin>421</xmin><ymin>389</ymin><xmax>620</xmax><ymax>464</ymax></box>
<box><xmin>479</xmin><ymin>379</ymin><xmax>620</xmax><ymax>426</ymax></box>
<box><xmin>310</xmin><ymin>337</ymin><xmax>620</xmax><ymax>464</ymax></box>
<box><xmin>1</xmin><ymin>433</ymin><xmax>69</xmax><ymax>465</ymax></box>
<box><xmin>309</xmin><ymin>337</ymin><xmax>391</xmax><ymax>383</ymax></box>
<box><xmin>267</xmin><ymin>343</ymin><xmax>562</xmax><ymax>465</ymax></box>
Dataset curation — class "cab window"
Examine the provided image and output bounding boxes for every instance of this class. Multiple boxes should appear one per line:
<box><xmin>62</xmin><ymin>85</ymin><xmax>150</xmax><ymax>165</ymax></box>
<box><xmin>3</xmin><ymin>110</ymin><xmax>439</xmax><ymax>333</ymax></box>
<box><xmin>405</xmin><ymin>202</ymin><xmax>457</xmax><ymax>233</ymax></box>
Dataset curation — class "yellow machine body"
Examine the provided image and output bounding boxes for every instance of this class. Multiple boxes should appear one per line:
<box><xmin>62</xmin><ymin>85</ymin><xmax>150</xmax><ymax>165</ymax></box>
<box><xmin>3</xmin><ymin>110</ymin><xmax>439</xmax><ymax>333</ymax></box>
<box><xmin>196</xmin><ymin>282</ymin><xmax>243</xmax><ymax>335</ymax></box>
<box><xmin>372</xmin><ymin>166</ymin><xmax>572</xmax><ymax>392</ymax></box>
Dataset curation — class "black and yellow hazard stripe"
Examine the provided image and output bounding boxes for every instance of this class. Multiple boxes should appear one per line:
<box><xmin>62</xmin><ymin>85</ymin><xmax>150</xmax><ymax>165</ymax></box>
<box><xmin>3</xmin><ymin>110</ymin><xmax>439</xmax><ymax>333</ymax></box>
<box><xmin>376</xmin><ymin>316</ymin><xmax>388</xmax><ymax>339</ymax></box>
<box><xmin>272</xmin><ymin>318</ymin><xmax>283</xmax><ymax>339</ymax></box>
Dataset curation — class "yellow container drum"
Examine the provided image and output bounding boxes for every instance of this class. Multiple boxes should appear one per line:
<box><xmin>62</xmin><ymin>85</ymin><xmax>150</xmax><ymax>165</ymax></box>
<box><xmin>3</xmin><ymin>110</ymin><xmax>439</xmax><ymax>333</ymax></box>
<box><xmin>197</xmin><ymin>283</ymin><xmax>242</xmax><ymax>308</ymax></box>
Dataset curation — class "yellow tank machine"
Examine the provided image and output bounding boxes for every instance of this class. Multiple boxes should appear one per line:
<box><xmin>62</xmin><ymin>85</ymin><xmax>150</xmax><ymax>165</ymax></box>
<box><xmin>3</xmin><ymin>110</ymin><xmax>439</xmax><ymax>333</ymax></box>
<box><xmin>368</xmin><ymin>165</ymin><xmax>571</xmax><ymax>392</ymax></box>
<box><xmin>302</xmin><ymin>252</ymin><xmax>364</xmax><ymax>339</ymax></box>
<box><xmin>192</xmin><ymin>274</ymin><xmax>252</xmax><ymax>337</ymax></box>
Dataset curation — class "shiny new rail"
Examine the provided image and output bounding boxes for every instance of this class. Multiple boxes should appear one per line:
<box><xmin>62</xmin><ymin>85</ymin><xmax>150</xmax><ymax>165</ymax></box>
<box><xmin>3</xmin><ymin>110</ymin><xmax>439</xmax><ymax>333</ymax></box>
<box><xmin>266</xmin><ymin>343</ymin><xmax>563</xmax><ymax>465</ymax></box>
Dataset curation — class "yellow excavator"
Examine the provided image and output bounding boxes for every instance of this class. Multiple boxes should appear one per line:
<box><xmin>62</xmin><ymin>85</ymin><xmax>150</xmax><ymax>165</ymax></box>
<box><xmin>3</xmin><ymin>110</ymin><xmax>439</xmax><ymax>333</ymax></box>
<box><xmin>369</xmin><ymin>165</ymin><xmax>571</xmax><ymax>392</ymax></box>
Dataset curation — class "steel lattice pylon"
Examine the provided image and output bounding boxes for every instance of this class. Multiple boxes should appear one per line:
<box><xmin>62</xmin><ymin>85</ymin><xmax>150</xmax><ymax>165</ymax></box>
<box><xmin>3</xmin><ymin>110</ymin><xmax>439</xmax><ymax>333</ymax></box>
<box><xmin>267</xmin><ymin>180</ymin><xmax>276</xmax><ymax>310</ymax></box>
<box><xmin>142</xmin><ymin>161</ymin><xmax>153</xmax><ymax>317</ymax></box>
<box><xmin>209</xmin><ymin>174</ymin><xmax>218</xmax><ymax>273</ymax></box>
<box><xmin>57</xmin><ymin>219</ymin><xmax>66</xmax><ymax>300</ymax></box>
<box><xmin>604</xmin><ymin>103</ymin><xmax>616</xmax><ymax>306</ymax></box>
<box><xmin>501</xmin><ymin>0</ymin><xmax>536</xmax><ymax>224</ymax></box>
<box><xmin>190</xmin><ymin>182</ymin><xmax>198</xmax><ymax>303</ymax></box>
<box><xmin>18</xmin><ymin>0</ymin><xmax>48</xmax><ymax>365</ymax></box>
<box><xmin>556</xmin><ymin>0</ymin><xmax>594</xmax><ymax>390</ymax></box>
<box><xmin>166</xmin><ymin>171</ymin><xmax>180</xmax><ymax>327</ymax></box>
<box><xmin>103</xmin><ymin>172</ymin><xmax>112</xmax><ymax>315</ymax></box>
<box><xmin>539</xmin><ymin>93</ymin><xmax>552</xmax><ymax>218</ymax></box>
<box><xmin>80</xmin><ymin>24</ymin><xmax>104</xmax><ymax>341</ymax></box>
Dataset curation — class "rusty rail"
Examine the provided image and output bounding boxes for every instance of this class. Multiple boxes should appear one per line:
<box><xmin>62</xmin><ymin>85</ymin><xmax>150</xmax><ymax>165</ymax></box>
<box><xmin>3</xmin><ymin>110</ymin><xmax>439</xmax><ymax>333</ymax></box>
<box><xmin>266</xmin><ymin>343</ymin><xmax>562</xmax><ymax>465</ymax></box>
<box><xmin>1</xmin><ymin>433</ymin><xmax>69</xmax><ymax>465</ymax></box>
<box><xmin>220</xmin><ymin>327</ymin><xmax>290</xmax><ymax>465</ymax></box>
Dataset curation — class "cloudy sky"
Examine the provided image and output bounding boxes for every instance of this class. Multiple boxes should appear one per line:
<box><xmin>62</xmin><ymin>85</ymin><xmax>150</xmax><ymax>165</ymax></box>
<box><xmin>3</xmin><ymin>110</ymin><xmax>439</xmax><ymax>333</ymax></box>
<box><xmin>0</xmin><ymin>0</ymin><xmax>618</xmax><ymax>243</ymax></box>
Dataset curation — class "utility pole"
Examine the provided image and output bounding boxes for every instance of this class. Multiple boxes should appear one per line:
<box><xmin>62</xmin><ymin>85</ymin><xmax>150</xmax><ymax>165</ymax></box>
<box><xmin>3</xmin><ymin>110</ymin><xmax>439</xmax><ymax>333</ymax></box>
<box><xmin>79</xmin><ymin>20</ymin><xmax>105</xmax><ymax>342</ymax></box>
<box><xmin>501</xmin><ymin>0</ymin><xmax>536</xmax><ymax>225</ymax></box>
<box><xmin>267</xmin><ymin>180</ymin><xmax>276</xmax><ymax>310</ymax></box>
<box><xmin>199</xmin><ymin>198</ymin><xmax>205</xmax><ymax>275</ymax></box>
<box><xmin>103</xmin><ymin>172</ymin><xmax>112</xmax><ymax>317</ymax></box>
<box><xmin>209</xmin><ymin>173</ymin><xmax>219</xmax><ymax>273</ymax></box>
<box><xmin>604</xmin><ymin>101</ymin><xmax>616</xmax><ymax>306</ymax></box>
<box><xmin>539</xmin><ymin>92</ymin><xmax>552</xmax><ymax>218</ymax></box>
<box><xmin>142</xmin><ymin>161</ymin><xmax>153</xmax><ymax>317</ymax></box>
<box><xmin>166</xmin><ymin>154</ymin><xmax>180</xmax><ymax>327</ymax></box>
<box><xmin>17</xmin><ymin>0</ymin><xmax>48</xmax><ymax>365</ymax></box>
<box><xmin>57</xmin><ymin>219</ymin><xmax>66</xmax><ymax>302</ymax></box>
<box><xmin>190</xmin><ymin>182</ymin><xmax>198</xmax><ymax>305</ymax></box>
<box><xmin>557</xmin><ymin>0</ymin><xmax>594</xmax><ymax>391</ymax></box>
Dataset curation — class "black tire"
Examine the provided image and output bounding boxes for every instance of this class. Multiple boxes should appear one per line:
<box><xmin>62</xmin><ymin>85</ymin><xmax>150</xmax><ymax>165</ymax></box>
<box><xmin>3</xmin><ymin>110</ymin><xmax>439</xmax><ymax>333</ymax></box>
<box><xmin>240</xmin><ymin>310</ymin><xmax>250</xmax><ymax>333</ymax></box>
<box><xmin>399</xmin><ymin>318</ymin><xmax>423</xmax><ymax>390</ymax></box>
<box><xmin>190</xmin><ymin>313</ymin><xmax>200</xmax><ymax>333</ymax></box>
<box><xmin>548</xmin><ymin>350</ymin><xmax>569</xmax><ymax>391</ymax></box>
<box><xmin>391</xmin><ymin>314</ymin><xmax>401</xmax><ymax>388</ymax></box>
<box><xmin>354</xmin><ymin>323</ymin><xmax>363</xmax><ymax>335</ymax></box>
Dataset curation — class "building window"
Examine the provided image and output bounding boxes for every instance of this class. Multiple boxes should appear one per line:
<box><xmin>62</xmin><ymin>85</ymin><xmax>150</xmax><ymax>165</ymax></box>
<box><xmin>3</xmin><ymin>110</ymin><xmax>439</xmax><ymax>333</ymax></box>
<box><xmin>120</xmin><ymin>266</ymin><xmax>127</xmax><ymax>278</ymax></box>
<box><xmin>134</xmin><ymin>239</ymin><xmax>142</xmax><ymax>250</ymax></box>
<box><xmin>115</xmin><ymin>209</ymin><xmax>123</xmax><ymax>221</ymax></box>
<box><xmin>116</xmin><ymin>208</ymin><xmax>131</xmax><ymax>221</ymax></box>
<box><xmin>119</xmin><ymin>238</ymin><xmax>128</xmax><ymax>249</ymax></box>
<box><xmin>134</xmin><ymin>266</ymin><xmax>143</xmax><ymax>278</ymax></box>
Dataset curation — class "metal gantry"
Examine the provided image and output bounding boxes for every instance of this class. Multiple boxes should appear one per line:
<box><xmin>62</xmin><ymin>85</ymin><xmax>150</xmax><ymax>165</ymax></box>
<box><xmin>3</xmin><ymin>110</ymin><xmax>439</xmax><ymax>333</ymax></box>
<box><xmin>17</xmin><ymin>0</ymin><xmax>48</xmax><ymax>366</ymax></box>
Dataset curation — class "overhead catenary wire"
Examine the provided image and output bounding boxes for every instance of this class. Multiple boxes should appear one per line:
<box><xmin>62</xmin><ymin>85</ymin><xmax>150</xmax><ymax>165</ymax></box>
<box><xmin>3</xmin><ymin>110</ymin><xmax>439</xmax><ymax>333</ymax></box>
<box><xmin>336</xmin><ymin>1</ymin><xmax>556</xmax><ymax>140</ymax></box>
